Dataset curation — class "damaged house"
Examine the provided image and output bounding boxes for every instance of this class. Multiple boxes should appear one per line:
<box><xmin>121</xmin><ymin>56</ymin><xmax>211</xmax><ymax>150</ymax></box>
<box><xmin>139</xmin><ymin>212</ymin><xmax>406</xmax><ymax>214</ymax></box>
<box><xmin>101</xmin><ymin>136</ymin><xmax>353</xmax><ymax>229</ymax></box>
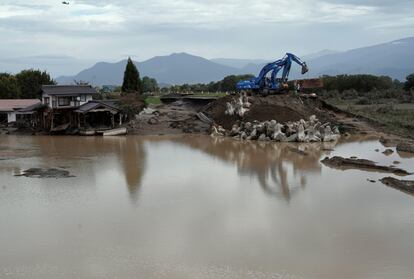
<box><xmin>41</xmin><ymin>85</ymin><xmax>97</xmax><ymax>131</ymax></box>
<box><xmin>75</xmin><ymin>100</ymin><xmax>125</xmax><ymax>135</ymax></box>
<box><xmin>19</xmin><ymin>85</ymin><xmax>123</xmax><ymax>134</ymax></box>
<box><xmin>0</xmin><ymin>99</ymin><xmax>41</xmax><ymax>124</ymax></box>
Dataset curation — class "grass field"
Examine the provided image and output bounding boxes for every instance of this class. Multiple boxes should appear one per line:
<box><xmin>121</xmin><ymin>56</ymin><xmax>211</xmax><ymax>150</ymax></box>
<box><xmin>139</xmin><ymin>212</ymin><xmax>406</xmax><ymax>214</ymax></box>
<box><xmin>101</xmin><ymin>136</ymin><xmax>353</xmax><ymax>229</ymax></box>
<box><xmin>334</xmin><ymin>103</ymin><xmax>414</xmax><ymax>111</ymax></box>
<box><xmin>144</xmin><ymin>96</ymin><xmax>162</xmax><ymax>105</ymax></box>
<box><xmin>189</xmin><ymin>92</ymin><xmax>227</xmax><ymax>98</ymax></box>
<box><xmin>326</xmin><ymin>98</ymin><xmax>414</xmax><ymax>138</ymax></box>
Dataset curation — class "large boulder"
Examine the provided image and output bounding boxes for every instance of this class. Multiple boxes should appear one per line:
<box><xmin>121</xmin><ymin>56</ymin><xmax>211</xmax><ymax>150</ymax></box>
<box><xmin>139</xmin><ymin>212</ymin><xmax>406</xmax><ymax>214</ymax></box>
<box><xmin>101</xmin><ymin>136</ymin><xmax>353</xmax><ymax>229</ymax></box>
<box><xmin>272</xmin><ymin>123</ymin><xmax>287</xmax><ymax>142</ymax></box>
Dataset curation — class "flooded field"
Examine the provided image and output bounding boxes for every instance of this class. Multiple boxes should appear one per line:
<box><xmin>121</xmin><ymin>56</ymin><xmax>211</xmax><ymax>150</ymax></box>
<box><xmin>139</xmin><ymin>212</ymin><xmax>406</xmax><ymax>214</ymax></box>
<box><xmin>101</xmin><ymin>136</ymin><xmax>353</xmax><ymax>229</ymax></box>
<box><xmin>0</xmin><ymin>135</ymin><xmax>413</xmax><ymax>279</ymax></box>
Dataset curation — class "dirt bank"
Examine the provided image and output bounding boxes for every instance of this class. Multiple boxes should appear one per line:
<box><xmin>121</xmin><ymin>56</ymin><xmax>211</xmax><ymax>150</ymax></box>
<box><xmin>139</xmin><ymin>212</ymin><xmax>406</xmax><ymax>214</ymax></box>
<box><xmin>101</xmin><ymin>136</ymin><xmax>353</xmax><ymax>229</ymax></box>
<box><xmin>205</xmin><ymin>94</ymin><xmax>380</xmax><ymax>136</ymax></box>
<box><xmin>4</xmin><ymin>94</ymin><xmax>411</xmax><ymax>140</ymax></box>
<box><xmin>127</xmin><ymin>94</ymin><xmax>412</xmax><ymax>138</ymax></box>
<box><xmin>380</xmin><ymin>177</ymin><xmax>414</xmax><ymax>195</ymax></box>
<box><xmin>127</xmin><ymin>101</ymin><xmax>210</xmax><ymax>135</ymax></box>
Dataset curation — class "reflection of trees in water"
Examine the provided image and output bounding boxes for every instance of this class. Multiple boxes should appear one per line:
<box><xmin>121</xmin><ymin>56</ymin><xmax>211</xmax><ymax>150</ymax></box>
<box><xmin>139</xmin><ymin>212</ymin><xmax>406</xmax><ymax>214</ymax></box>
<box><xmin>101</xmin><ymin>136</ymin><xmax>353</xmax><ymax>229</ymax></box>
<box><xmin>170</xmin><ymin>136</ymin><xmax>337</xmax><ymax>201</ymax></box>
<box><xmin>35</xmin><ymin>136</ymin><xmax>146</xmax><ymax>203</ymax></box>
<box><xmin>119</xmin><ymin>137</ymin><xmax>146</xmax><ymax>202</ymax></box>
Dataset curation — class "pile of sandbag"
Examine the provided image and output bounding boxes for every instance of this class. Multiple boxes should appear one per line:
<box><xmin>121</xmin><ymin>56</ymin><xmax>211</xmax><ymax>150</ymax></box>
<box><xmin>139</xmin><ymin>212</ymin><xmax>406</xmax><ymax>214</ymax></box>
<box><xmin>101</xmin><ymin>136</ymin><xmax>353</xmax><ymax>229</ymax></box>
<box><xmin>211</xmin><ymin>115</ymin><xmax>341</xmax><ymax>142</ymax></box>
<box><xmin>225</xmin><ymin>93</ymin><xmax>251</xmax><ymax>117</ymax></box>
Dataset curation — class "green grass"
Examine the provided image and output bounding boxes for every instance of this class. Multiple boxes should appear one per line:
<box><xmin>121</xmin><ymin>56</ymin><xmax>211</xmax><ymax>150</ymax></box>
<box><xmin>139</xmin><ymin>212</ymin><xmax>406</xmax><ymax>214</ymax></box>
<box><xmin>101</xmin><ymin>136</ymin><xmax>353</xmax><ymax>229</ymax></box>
<box><xmin>189</xmin><ymin>92</ymin><xmax>227</xmax><ymax>98</ymax></box>
<box><xmin>145</xmin><ymin>96</ymin><xmax>162</xmax><ymax>105</ymax></box>
<box><xmin>326</xmin><ymin>98</ymin><xmax>414</xmax><ymax>138</ymax></box>
<box><xmin>351</xmin><ymin>107</ymin><xmax>414</xmax><ymax>138</ymax></box>
<box><xmin>333</xmin><ymin>103</ymin><xmax>414</xmax><ymax>111</ymax></box>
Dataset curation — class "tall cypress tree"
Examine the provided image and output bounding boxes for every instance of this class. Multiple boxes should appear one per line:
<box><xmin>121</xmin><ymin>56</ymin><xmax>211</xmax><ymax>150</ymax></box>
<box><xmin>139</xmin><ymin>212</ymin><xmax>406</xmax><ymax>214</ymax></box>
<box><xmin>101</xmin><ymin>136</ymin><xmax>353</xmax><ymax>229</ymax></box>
<box><xmin>122</xmin><ymin>57</ymin><xmax>141</xmax><ymax>94</ymax></box>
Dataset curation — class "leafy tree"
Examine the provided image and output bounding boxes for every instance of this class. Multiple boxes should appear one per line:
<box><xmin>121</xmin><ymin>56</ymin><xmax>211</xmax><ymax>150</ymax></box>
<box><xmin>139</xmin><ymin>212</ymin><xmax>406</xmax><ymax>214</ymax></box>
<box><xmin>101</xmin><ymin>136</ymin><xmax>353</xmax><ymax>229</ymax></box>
<box><xmin>404</xmin><ymin>74</ymin><xmax>414</xmax><ymax>91</ymax></box>
<box><xmin>0</xmin><ymin>73</ymin><xmax>20</xmax><ymax>99</ymax></box>
<box><xmin>220</xmin><ymin>74</ymin><xmax>254</xmax><ymax>92</ymax></box>
<box><xmin>116</xmin><ymin>93</ymin><xmax>145</xmax><ymax>118</ymax></box>
<box><xmin>15</xmin><ymin>69</ymin><xmax>55</xmax><ymax>99</ymax></box>
<box><xmin>141</xmin><ymin>76</ymin><xmax>159</xmax><ymax>93</ymax></box>
<box><xmin>122</xmin><ymin>57</ymin><xmax>141</xmax><ymax>94</ymax></box>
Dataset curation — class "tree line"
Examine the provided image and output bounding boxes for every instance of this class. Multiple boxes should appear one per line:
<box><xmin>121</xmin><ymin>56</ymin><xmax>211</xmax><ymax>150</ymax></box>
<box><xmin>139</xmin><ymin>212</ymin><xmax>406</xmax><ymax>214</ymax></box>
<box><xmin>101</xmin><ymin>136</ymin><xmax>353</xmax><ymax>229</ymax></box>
<box><xmin>163</xmin><ymin>73</ymin><xmax>413</xmax><ymax>94</ymax></box>
<box><xmin>2</xmin><ymin>60</ymin><xmax>413</xmax><ymax>100</ymax></box>
<box><xmin>321</xmin><ymin>74</ymin><xmax>414</xmax><ymax>104</ymax></box>
<box><xmin>164</xmin><ymin>74</ymin><xmax>255</xmax><ymax>94</ymax></box>
<box><xmin>0</xmin><ymin>70</ymin><xmax>55</xmax><ymax>99</ymax></box>
<box><xmin>119</xmin><ymin>60</ymin><xmax>254</xmax><ymax>94</ymax></box>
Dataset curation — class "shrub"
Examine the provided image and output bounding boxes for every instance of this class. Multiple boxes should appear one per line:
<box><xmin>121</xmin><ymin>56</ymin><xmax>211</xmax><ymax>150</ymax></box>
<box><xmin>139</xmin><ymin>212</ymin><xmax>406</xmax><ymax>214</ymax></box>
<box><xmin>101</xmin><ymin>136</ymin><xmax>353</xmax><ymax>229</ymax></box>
<box><xmin>116</xmin><ymin>93</ymin><xmax>145</xmax><ymax>118</ymax></box>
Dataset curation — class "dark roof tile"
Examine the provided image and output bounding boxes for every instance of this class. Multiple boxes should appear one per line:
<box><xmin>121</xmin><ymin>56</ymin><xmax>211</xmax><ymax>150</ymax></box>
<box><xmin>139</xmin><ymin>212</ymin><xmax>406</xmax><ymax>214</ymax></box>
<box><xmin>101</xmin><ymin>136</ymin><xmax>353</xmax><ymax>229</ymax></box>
<box><xmin>75</xmin><ymin>100</ymin><xmax>120</xmax><ymax>114</ymax></box>
<box><xmin>42</xmin><ymin>85</ymin><xmax>98</xmax><ymax>96</ymax></box>
<box><xmin>17</xmin><ymin>102</ymin><xmax>46</xmax><ymax>114</ymax></box>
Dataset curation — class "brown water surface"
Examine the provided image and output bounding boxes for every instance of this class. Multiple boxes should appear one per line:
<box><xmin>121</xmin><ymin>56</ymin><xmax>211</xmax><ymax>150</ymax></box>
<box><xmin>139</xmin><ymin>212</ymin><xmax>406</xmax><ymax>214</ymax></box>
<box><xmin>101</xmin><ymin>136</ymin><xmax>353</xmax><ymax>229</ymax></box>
<box><xmin>0</xmin><ymin>135</ymin><xmax>413</xmax><ymax>279</ymax></box>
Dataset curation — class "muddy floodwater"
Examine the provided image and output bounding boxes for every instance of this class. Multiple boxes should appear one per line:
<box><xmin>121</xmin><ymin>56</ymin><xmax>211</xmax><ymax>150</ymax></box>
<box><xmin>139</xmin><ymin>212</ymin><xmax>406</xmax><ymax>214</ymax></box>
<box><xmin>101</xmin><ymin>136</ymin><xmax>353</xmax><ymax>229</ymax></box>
<box><xmin>0</xmin><ymin>135</ymin><xmax>414</xmax><ymax>279</ymax></box>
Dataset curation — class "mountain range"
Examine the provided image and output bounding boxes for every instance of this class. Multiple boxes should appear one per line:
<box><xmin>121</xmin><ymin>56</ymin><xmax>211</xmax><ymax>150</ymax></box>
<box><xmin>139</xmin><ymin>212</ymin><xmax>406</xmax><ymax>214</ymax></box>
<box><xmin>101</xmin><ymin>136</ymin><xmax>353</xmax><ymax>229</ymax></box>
<box><xmin>51</xmin><ymin>37</ymin><xmax>414</xmax><ymax>85</ymax></box>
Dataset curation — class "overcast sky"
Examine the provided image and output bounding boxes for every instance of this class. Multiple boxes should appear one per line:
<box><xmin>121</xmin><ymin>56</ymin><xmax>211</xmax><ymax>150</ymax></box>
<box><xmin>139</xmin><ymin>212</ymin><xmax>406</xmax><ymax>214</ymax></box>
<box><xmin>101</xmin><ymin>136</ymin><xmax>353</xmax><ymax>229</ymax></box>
<box><xmin>1</xmin><ymin>0</ymin><xmax>414</xmax><ymax>74</ymax></box>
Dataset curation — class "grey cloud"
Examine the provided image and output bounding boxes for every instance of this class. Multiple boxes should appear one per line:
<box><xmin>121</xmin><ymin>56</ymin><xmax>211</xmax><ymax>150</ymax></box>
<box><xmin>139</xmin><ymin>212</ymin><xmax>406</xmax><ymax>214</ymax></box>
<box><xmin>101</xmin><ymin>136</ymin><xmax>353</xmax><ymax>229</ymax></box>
<box><xmin>0</xmin><ymin>0</ymin><xmax>413</xmax><ymax>73</ymax></box>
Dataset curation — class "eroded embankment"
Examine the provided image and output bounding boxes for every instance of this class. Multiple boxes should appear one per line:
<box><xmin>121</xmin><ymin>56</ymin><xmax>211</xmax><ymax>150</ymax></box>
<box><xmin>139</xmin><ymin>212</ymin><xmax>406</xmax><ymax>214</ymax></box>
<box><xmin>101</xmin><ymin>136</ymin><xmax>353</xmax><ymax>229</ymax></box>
<box><xmin>321</xmin><ymin>156</ymin><xmax>412</xmax><ymax>176</ymax></box>
<box><xmin>380</xmin><ymin>177</ymin><xmax>414</xmax><ymax>194</ymax></box>
<box><xmin>206</xmin><ymin>95</ymin><xmax>348</xmax><ymax>131</ymax></box>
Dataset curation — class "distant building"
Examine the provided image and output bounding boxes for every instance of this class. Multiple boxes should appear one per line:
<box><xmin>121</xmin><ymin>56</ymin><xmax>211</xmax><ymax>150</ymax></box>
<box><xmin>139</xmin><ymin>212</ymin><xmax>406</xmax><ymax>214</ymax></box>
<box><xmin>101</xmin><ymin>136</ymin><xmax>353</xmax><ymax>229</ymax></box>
<box><xmin>0</xmin><ymin>99</ymin><xmax>41</xmax><ymax>123</ymax></box>
<box><xmin>41</xmin><ymin>85</ymin><xmax>98</xmax><ymax>109</ymax></box>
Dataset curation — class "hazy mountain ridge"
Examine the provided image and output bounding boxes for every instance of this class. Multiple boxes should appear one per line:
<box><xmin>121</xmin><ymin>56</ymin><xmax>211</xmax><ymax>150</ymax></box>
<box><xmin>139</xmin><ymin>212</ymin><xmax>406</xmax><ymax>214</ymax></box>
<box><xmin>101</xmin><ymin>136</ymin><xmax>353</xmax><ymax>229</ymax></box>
<box><xmin>57</xmin><ymin>53</ymin><xmax>243</xmax><ymax>85</ymax></box>
<box><xmin>305</xmin><ymin>37</ymin><xmax>414</xmax><ymax>80</ymax></box>
<box><xmin>210</xmin><ymin>58</ymin><xmax>270</xmax><ymax>69</ymax></box>
<box><xmin>55</xmin><ymin>37</ymin><xmax>414</xmax><ymax>85</ymax></box>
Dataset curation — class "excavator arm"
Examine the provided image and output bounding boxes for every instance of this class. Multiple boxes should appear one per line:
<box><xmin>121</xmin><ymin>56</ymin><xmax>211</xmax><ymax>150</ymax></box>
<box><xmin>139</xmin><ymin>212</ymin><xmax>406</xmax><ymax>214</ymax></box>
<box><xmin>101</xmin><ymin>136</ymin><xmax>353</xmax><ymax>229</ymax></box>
<box><xmin>281</xmin><ymin>53</ymin><xmax>308</xmax><ymax>81</ymax></box>
<box><xmin>236</xmin><ymin>52</ymin><xmax>308</xmax><ymax>94</ymax></box>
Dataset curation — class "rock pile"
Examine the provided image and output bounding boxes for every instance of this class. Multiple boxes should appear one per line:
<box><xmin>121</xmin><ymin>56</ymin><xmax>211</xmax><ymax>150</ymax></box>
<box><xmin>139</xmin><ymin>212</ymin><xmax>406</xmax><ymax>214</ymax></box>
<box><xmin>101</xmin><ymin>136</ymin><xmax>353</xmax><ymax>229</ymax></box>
<box><xmin>211</xmin><ymin>115</ymin><xmax>341</xmax><ymax>142</ymax></box>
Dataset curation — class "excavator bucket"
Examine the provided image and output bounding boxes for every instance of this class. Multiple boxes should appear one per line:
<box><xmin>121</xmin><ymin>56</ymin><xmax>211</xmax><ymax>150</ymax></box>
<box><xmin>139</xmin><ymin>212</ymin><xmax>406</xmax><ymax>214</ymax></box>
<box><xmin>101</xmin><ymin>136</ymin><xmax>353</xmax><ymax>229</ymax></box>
<box><xmin>301</xmin><ymin>63</ymin><xmax>309</xmax><ymax>75</ymax></box>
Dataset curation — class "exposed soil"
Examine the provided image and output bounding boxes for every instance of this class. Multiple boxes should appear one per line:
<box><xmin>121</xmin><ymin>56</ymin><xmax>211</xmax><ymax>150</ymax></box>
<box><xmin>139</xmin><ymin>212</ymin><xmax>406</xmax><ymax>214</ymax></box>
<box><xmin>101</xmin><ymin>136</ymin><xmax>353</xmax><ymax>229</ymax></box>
<box><xmin>15</xmin><ymin>168</ymin><xmax>75</xmax><ymax>179</ymax></box>
<box><xmin>321</xmin><ymin>156</ymin><xmax>412</xmax><ymax>176</ymax></box>
<box><xmin>397</xmin><ymin>142</ymin><xmax>414</xmax><ymax>153</ymax></box>
<box><xmin>380</xmin><ymin>177</ymin><xmax>414</xmax><ymax>195</ymax></box>
<box><xmin>127</xmin><ymin>94</ymin><xmax>411</xmax><ymax>139</ymax></box>
<box><xmin>5</xmin><ymin>94</ymin><xmax>412</xmax><ymax>141</ymax></box>
<box><xmin>382</xmin><ymin>149</ymin><xmax>394</xmax><ymax>156</ymax></box>
<box><xmin>205</xmin><ymin>94</ymin><xmax>382</xmax><ymax>136</ymax></box>
<box><xmin>127</xmin><ymin>101</ymin><xmax>210</xmax><ymax>135</ymax></box>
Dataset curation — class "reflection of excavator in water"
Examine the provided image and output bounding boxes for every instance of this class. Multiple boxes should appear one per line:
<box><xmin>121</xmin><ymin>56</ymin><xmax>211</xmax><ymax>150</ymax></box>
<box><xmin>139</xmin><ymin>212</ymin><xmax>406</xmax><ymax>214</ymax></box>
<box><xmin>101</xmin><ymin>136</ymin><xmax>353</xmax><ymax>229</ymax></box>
<box><xmin>236</xmin><ymin>53</ymin><xmax>309</xmax><ymax>95</ymax></box>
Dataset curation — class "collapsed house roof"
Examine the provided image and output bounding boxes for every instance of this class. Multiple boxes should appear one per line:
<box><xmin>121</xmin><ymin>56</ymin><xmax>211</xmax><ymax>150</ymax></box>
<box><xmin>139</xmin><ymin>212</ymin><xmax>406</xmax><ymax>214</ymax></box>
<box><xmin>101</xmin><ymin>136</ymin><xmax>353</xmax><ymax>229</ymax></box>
<box><xmin>42</xmin><ymin>85</ymin><xmax>98</xmax><ymax>96</ymax></box>
<box><xmin>17</xmin><ymin>102</ymin><xmax>47</xmax><ymax>114</ymax></box>
<box><xmin>75</xmin><ymin>100</ymin><xmax>120</xmax><ymax>114</ymax></box>
<box><xmin>0</xmin><ymin>99</ymin><xmax>41</xmax><ymax>112</ymax></box>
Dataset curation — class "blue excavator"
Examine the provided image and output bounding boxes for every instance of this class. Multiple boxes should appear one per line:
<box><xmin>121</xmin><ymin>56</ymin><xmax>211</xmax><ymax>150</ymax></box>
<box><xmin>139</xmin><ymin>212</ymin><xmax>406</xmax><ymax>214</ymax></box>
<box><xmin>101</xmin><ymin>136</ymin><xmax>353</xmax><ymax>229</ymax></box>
<box><xmin>236</xmin><ymin>53</ymin><xmax>308</xmax><ymax>95</ymax></box>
